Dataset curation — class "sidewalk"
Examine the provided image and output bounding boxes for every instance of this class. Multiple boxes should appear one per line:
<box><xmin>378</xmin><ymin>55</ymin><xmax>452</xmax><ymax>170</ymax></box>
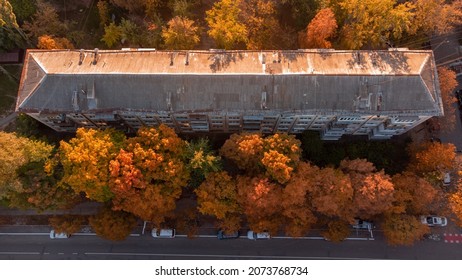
<box><xmin>0</xmin><ymin>201</ymin><xmax>101</xmax><ymax>216</ymax></box>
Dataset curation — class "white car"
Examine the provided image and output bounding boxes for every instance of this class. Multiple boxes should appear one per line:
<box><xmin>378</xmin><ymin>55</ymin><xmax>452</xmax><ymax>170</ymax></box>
<box><xmin>49</xmin><ymin>230</ymin><xmax>69</xmax><ymax>239</ymax></box>
<box><xmin>420</xmin><ymin>215</ymin><xmax>448</xmax><ymax>227</ymax></box>
<box><xmin>151</xmin><ymin>228</ymin><xmax>175</xmax><ymax>238</ymax></box>
<box><xmin>443</xmin><ymin>172</ymin><xmax>451</xmax><ymax>186</ymax></box>
<box><xmin>247</xmin><ymin>231</ymin><xmax>270</xmax><ymax>240</ymax></box>
<box><xmin>352</xmin><ymin>219</ymin><xmax>373</xmax><ymax>230</ymax></box>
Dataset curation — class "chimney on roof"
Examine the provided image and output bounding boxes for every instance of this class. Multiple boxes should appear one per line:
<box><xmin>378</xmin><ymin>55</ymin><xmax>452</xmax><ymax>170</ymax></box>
<box><xmin>185</xmin><ymin>52</ymin><xmax>189</xmax><ymax>65</ymax></box>
<box><xmin>79</xmin><ymin>49</ymin><xmax>84</xmax><ymax>65</ymax></box>
<box><xmin>92</xmin><ymin>48</ymin><xmax>99</xmax><ymax>65</ymax></box>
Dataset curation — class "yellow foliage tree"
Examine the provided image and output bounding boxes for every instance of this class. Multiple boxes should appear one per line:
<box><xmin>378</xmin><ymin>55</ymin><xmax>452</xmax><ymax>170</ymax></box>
<box><xmin>49</xmin><ymin>215</ymin><xmax>86</xmax><ymax>235</ymax></box>
<box><xmin>60</xmin><ymin>128</ymin><xmax>125</xmax><ymax>202</ymax></box>
<box><xmin>407</xmin><ymin>141</ymin><xmax>456</xmax><ymax>179</ymax></box>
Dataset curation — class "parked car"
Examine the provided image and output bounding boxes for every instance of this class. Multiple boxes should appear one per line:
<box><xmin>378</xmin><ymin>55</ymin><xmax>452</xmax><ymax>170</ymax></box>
<box><xmin>420</xmin><ymin>215</ymin><xmax>448</xmax><ymax>227</ymax></box>
<box><xmin>217</xmin><ymin>230</ymin><xmax>240</xmax><ymax>240</ymax></box>
<box><xmin>443</xmin><ymin>172</ymin><xmax>451</xmax><ymax>186</ymax></box>
<box><xmin>49</xmin><ymin>230</ymin><xmax>69</xmax><ymax>239</ymax></box>
<box><xmin>151</xmin><ymin>228</ymin><xmax>175</xmax><ymax>238</ymax></box>
<box><xmin>455</xmin><ymin>89</ymin><xmax>462</xmax><ymax>107</ymax></box>
<box><xmin>247</xmin><ymin>231</ymin><xmax>270</xmax><ymax>240</ymax></box>
<box><xmin>352</xmin><ymin>219</ymin><xmax>374</xmax><ymax>230</ymax></box>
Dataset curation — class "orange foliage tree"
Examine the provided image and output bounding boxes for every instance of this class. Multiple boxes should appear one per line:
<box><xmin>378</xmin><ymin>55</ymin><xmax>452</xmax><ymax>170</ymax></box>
<box><xmin>436</xmin><ymin>67</ymin><xmax>458</xmax><ymax>131</ymax></box>
<box><xmin>48</xmin><ymin>215</ymin><xmax>86</xmax><ymax>235</ymax></box>
<box><xmin>37</xmin><ymin>35</ymin><xmax>74</xmax><ymax>49</ymax></box>
<box><xmin>308</xmin><ymin>166</ymin><xmax>354</xmax><ymax>221</ymax></box>
<box><xmin>449</xmin><ymin>187</ymin><xmax>462</xmax><ymax>227</ymax></box>
<box><xmin>382</xmin><ymin>214</ymin><xmax>429</xmax><ymax>246</ymax></box>
<box><xmin>109</xmin><ymin>125</ymin><xmax>190</xmax><ymax>226</ymax></box>
<box><xmin>237</xmin><ymin>175</ymin><xmax>282</xmax><ymax>234</ymax></box>
<box><xmin>390</xmin><ymin>172</ymin><xmax>438</xmax><ymax>215</ymax></box>
<box><xmin>322</xmin><ymin>220</ymin><xmax>350</xmax><ymax>243</ymax></box>
<box><xmin>303</xmin><ymin>8</ymin><xmax>337</xmax><ymax>48</ymax></box>
<box><xmin>220</xmin><ymin>133</ymin><xmax>301</xmax><ymax>183</ymax></box>
<box><xmin>89</xmin><ymin>206</ymin><xmax>137</xmax><ymax>241</ymax></box>
<box><xmin>59</xmin><ymin>128</ymin><xmax>125</xmax><ymax>202</ymax></box>
<box><xmin>407</xmin><ymin>141</ymin><xmax>456</xmax><ymax>180</ymax></box>
<box><xmin>220</xmin><ymin>133</ymin><xmax>264</xmax><ymax>173</ymax></box>
<box><xmin>282</xmin><ymin>162</ymin><xmax>318</xmax><ymax>237</ymax></box>
<box><xmin>195</xmin><ymin>171</ymin><xmax>241</xmax><ymax>233</ymax></box>
<box><xmin>340</xmin><ymin>159</ymin><xmax>394</xmax><ymax>219</ymax></box>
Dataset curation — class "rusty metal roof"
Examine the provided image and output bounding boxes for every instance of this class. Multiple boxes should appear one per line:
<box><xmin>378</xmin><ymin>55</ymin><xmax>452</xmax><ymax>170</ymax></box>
<box><xmin>16</xmin><ymin>48</ymin><xmax>443</xmax><ymax>116</ymax></box>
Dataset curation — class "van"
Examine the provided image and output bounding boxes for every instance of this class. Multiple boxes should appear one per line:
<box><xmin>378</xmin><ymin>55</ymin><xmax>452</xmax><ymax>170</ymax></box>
<box><xmin>151</xmin><ymin>228</ymin><xmax>175</xmax><ymax>238</ymax></box>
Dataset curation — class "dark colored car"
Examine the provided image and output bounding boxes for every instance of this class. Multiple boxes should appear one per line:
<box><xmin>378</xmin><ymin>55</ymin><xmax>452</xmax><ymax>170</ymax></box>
<box><xmin>217</xmin><ymin>230</ymin><xmax>240</xmax><ymax>240</ymax></box>
<box><xmin>455</xmin><ymin>89</ymin><xmax>462</xmax><ymax>107</ymax></box>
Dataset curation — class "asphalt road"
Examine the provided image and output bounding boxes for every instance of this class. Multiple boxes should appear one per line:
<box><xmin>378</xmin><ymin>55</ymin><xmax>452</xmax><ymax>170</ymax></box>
<box><xmin>0</xmin><ymin>233</ymin><xmax>460</xmax><ymax>260</ymax></box>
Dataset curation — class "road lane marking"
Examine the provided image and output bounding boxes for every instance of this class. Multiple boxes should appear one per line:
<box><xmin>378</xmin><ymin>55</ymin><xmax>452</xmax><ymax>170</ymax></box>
<box><xmin>0</xmin><ymin>233</ymin><xmax>49</xmax><ymax>236</ymax></box>
<box><xmin>0</xmin><ymin>252</ymin><xmax>40</xmax><ymax>255</ymax></box>
<box><xmin>84</xmin><ymin>252</ymin><xmax>373</xmax><ymax>260</ymax></box>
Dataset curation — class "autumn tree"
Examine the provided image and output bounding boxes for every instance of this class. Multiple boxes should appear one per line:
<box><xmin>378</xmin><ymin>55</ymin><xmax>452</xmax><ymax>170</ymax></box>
<box><xmin>449</xmin><ymin>187</ymin><xmax>462</xmax><ymax>227</ymax></box>
<box><xmin>89</xmin><ymin>206</ymin><xmax>137</xmax><ymax>241</ymax></box>
<box><xmin>59</xmin><ymin>128</ymin><xmax>125</xmax><ymax>202</ymax></box>
<box><xmin>185</xmin><ymin>138</ymin><xmax>222</xmax><ymax>188</ymax></box>
<box><xmin>97</xmin><ymin>0</ymin><xmax>111</xmax><ymax>27</ymax></box>
<box><xmin>109</xmin><ymin>125</ymin><xmax>190</xmax><ymax>226</ymax></box>
<box><xmin>237</xmin><ymin>175</ymin><xmax>282</xmax><ymax>234</ymax></box>
<box><xmin>220</xmin><ymin>133</ymin><xmax>264</xmax><ymax>173</ymax></box>
<box><xmin>205</xmin><ymin>0</ymin><xmax>248</xmax><ymax>49</ymax></box>
<box><xmin>330</xmin><ymin>0</ymin><xmax>414</xmax><ymax>49</ymax></box>
<box><xmin>22</xmin><ymin>0</ymin><xmax>68</xmax><ymax>43</ymax></box>
<box><xmin>412</xmin><ymin>0</ymin><xmax>462</xmax><ymax>36</ymax></box>
<box><xmin>195</xmin><ymin>171</ymin><xmax>240</xmax><ymax>233</ymax></box>
<box><xmin>340</xmin><ymin>159</ymin><xmax>395</xmax><ymax>219</ymax></box>
<box><xmin>308</xmin><ymin>166</ymin><xmax>354</xmax><ymax>221</ymax></box>
<box><xmin>37</xmin><ymin>35</ymin><xmax>74</xmax><ymax>49</ymax></box>
<box><xmin>322</xmin><ymin>220</ymin><xmax>350</xmax><ymax>242</ymax></box>
<box><xmin>102</xmin><ymin>22</ymin><xmax>122</xmax><ymax>47</ymax></box>
<box><xmin>0</xmin><ymin>0</ymin><xmax>28</xmax><ymax>50</ymax></box>
<box><xmin>302</xmin><ymin>8</ymin><xmax>337</xmax><ymax>48</ymax></box>
<box><xmin>382</xmin><ymin>214</ymin><xmax>429</xmax><ymax>246</ymax></box>
<box><xmin>407</xmin><ymin>141</ymin><xmax>456</xmax><ymax>180</ymax></box>
<box><xmin>282</xmin><ymin>162</ymin><xmax>318</xmax><ymax>237</ymax></box>
<box><xmin>239</xmin><ymin>0</ymin><xmax>290</xmax><ymax>50</ymax></box>
<box><xmin>8</xmin><ymin>158</ymin><xmax>80</xmax><ymax>211</ymax></box>
<box><xmin>49</xmin><ymin>215</ymin><xmax>86</xmax><ymax>235</ymax></box>
<box><xmin>390</xmin><ymin>172</ymin><xmax>438</xmax><ymax>215</ymax></box>
<box><xmin>162</xmin><ymin>16</ymin><xmax>200</xmax><ymax>50</ymax></box>
<box><xmin>436</xmin><ymin>67</ymin><xmax>458</xmax><ymax>131</ymax></box>
<box><xmin>0</xmin><ymin>132</ymin><xmax>53</xmax><ymax>199</ymax></box>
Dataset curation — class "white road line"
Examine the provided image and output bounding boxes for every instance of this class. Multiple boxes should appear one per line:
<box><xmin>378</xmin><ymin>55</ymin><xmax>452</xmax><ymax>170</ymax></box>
<box><xmin>84</xmin><ymin>252</ymin><xmax>372</xmax><ymax>260</ymax></box>
<box><xmin>58</xmin><ymin>253</ymin><xmax>64</xmax><ymax>255</ymax></box>
<box><xmin>0</xmin><ymin>233</ymin><xmax>49</xmax><ymax>236</ymax></box>
<box><xmin>0</xmin><ymin>252</ymin><xmax>40</xmax><ymax>255</ymax></box>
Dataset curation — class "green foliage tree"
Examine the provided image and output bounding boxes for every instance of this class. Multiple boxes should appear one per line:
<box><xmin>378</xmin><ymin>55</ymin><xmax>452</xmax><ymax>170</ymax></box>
<box><xmin>8</xmin><ymin>0</ymin><xmax>36</xmax><ymax>22</ymax></box>
<box><xmin>59</xmin><ymin>128</ymin><xmax>125</xmax><ymax>202</ymax></box>
<box><xmin>0</xmin><ymin>132</ymin><xmax>53</xmax><ymax>199</ymax></box>
<box><xmin>205</xmin><ymin>0</ymin><xmax>248</xmax><ymax>49</ymax></box>
<box><xmin>102</xmin><ymin>21</ymin><xmax>122</xmax><ymax>47</ymax></box>
<box><xmin>0</xmin><ymin>0</ymin><xmax>28</xmax><ymax>50</ymax></box>
<box><xmin>89</xmin><ymin>206</ymin><xmax>137</xmax><ymax>241</ymax></box>
<box><xmin>185</xmin><ymin>138</ymin><xmax>222</xmax><ymax>188</ymax></box>
<box><xmin>162</xmin><ymin>16</ymin><xmax>200</xmax><ymax>50</ymax></box>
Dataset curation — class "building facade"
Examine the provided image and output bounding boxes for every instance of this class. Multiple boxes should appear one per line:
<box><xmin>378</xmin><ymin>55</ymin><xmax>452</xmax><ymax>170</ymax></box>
<box><xmin>16</xmin><ymin>48</ymin><xmax>443</xmax><ymax>140</ymax></box>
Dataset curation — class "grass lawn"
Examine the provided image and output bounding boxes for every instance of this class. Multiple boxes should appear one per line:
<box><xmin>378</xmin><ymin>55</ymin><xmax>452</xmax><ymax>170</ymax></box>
<box><xmin>0</xmin><ymin>64</ymin><xmax>22</xmax><ymax>116</ymax></box>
